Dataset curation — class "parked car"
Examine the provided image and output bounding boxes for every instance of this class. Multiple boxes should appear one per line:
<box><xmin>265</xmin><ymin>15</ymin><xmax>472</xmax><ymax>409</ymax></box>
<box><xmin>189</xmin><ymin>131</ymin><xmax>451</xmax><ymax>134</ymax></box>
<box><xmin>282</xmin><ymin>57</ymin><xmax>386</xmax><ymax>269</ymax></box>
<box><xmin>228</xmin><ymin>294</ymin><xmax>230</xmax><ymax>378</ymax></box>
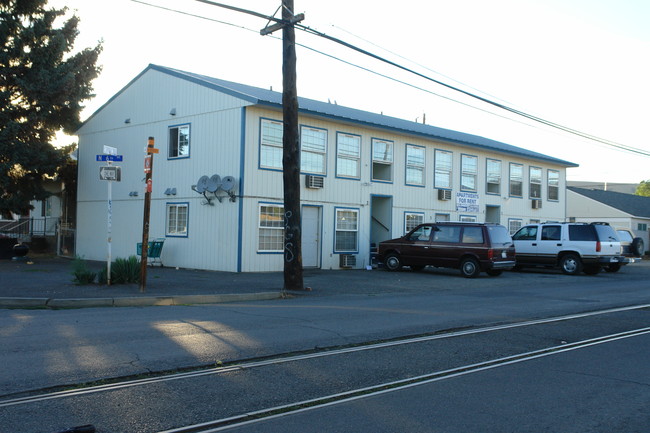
<box><xmin>512</xmin><ymin>222</ymin><xmax>626</xmax><ymax>275</ymax></box>
<box><xmin>377</xmin><ymin>222</ymin><xmax>516</xmax><ymax>278</ymax></box>
<box><xmin>613</xmin><ymin>228</ymin><xmax>644</xmax><ymax>271</ymax></box>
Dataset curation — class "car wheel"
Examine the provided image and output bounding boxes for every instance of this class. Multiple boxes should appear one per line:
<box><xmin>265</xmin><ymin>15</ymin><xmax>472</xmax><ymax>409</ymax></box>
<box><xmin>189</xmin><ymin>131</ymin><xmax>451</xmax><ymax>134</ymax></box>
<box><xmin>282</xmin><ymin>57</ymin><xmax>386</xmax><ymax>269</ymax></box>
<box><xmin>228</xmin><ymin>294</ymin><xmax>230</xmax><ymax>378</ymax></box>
<box><xmin>559</xmin><ymin>254</ymin><xmax>582</xmax><ymax>275</ymax></box>
<box><xmin>486</xmin><ymin>269</ymin><xmax>503</xmax><ymax>277</ymax></box>
<box><xmin>460</xmin><ymin>257</ymin><xmax>481</xmax><ymax>278</ymax></box>
<box><xmin>605</xmin><ymin>263</ymin><xmax>621</xmax><ymax>273</ymax></box>
<box><xmin>583</xmin><ymin>265</ymin><xmax>600</xmax><ymax>275</ymax></box>
<box><xmin>410</xmin><ymin>265</ymin><xmax>425</xmax><ymax>272</ymax></box>
<box><xmin>632</xmin><ymin>238</ymin><xmax>645</xmax><ymax>257</ymax></box>
<box><xmin>384</xmin><ymin>253</ymin><xmax>402</xmax><ymax>272</ymax></box>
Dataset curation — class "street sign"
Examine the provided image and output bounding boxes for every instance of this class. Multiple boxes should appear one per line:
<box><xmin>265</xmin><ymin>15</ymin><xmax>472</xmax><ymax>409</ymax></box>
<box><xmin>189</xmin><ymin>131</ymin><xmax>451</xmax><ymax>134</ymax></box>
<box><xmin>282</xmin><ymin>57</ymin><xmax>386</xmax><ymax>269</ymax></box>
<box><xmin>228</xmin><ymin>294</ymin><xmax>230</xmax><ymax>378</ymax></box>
<box><xmin>99</xmin><ymin>166</ymin><xmax>121</xmax><ymax>181</ymax></box>
<box><xmin>96</xmin><ymin>154</ymin><xmax>123</xmax><ymax>162</ymax></box>
<box><xmin>103</xmin><ymin>145</ymin><xmax>117</xmax><ymax>155</ymax></box>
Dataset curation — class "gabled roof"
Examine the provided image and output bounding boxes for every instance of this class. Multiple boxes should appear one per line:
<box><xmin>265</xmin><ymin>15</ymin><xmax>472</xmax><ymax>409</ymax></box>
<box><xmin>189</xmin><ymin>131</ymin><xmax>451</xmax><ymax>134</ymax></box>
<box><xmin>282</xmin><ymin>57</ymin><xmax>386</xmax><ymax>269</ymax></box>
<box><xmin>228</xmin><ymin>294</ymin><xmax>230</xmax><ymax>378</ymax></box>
<box><xmin>568</xmin><ymin>186</ymin><xmax>650</xmax><ymax>218</ymax></box>
<box><xmin>84</xmin><ymin>63</ymin><xmax>578</xmax><ymax>167</ymax></box>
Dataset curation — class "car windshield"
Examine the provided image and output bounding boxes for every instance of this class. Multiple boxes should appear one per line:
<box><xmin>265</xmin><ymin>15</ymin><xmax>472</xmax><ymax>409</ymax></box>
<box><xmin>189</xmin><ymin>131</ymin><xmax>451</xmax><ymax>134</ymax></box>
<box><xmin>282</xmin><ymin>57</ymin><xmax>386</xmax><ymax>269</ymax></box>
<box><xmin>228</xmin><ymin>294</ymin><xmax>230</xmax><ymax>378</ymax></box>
<box><xmin>594</xmin><ymin>224</ymin><xmax>619</xmax><ymax>242</ymax></box>
<box><xmin>487</xmin><ymin>225</ymin><xmax>513</xmax><ymax>245</ymax></box>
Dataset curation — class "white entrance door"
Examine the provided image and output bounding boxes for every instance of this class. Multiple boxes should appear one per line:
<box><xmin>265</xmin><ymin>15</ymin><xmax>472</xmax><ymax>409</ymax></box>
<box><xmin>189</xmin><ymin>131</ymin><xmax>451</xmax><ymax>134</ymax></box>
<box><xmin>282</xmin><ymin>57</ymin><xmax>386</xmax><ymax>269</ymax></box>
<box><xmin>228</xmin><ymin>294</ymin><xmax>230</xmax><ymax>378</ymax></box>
<box><xmin>302</xmin><ymin>206</ymin><xmax>321</xmax><ymax>268</ymax></box>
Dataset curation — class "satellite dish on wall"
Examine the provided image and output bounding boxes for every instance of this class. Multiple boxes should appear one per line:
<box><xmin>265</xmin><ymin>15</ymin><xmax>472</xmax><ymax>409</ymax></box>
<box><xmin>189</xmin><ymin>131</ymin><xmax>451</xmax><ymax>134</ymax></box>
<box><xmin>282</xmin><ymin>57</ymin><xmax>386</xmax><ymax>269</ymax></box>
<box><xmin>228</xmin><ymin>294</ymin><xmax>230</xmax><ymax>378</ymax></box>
<box><xmin>196</xmin><ymin>175</ymin><xmax>209</xmax><ymax>193</ymax></box>
<box><xmin>221</xmin><ymin>176</ymin><xmax>236</xmax><ymax>192</ymax></box>
<box><xmin>206</xmin><ymin>174</ymin><xmax>222</xmax><ymax>193</ymax></box>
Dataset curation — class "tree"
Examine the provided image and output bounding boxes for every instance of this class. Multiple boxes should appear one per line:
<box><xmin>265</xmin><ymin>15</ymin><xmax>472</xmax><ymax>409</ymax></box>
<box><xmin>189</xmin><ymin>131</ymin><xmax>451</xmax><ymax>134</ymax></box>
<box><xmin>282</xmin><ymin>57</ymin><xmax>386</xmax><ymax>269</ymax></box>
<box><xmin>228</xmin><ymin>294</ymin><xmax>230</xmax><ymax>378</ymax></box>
<box><xmin>636</xmin><ymin>180</ymin><xmax>650</xmax><ymax>197</ymax></box>
<box><xmin>0</xmin><ymin>0</ymin><xmax>101</xmax><ymax>217</ymax></box>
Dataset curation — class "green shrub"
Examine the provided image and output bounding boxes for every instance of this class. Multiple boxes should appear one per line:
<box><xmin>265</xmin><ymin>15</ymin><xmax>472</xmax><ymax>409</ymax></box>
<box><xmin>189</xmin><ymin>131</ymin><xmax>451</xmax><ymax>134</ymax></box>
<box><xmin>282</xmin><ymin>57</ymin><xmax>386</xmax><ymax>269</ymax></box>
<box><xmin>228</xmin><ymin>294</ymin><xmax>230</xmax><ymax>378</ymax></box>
<box><xmin>71</xmin><ymin>256</ymin><xmax>97</xmax><ymax>285</ymax></box>
<box><xmin>98</xmin><ymin>256</ymin><xmax>141</xmax><ymax>284</ymax></box>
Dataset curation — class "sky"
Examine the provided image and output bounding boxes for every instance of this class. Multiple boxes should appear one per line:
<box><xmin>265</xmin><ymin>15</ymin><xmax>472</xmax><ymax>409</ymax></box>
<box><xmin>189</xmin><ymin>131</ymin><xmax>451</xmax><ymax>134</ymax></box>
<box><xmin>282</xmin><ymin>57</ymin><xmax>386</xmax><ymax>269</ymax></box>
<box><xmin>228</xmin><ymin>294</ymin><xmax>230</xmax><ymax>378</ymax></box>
<box><xmin>49</xmin><ymin>0</ymin><xmax>650</xmax><ymax>184</ymax></box>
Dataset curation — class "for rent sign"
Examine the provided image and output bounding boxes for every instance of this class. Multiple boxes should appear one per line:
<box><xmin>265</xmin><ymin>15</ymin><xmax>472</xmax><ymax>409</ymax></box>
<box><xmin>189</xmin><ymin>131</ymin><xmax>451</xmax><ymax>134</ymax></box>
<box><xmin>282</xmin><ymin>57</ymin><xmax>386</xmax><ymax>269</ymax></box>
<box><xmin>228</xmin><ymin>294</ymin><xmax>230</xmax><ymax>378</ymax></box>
<box><xmin>456</xmin><ymin>192</ymin><xmax>479</xmax><ymax>213</ymax></box>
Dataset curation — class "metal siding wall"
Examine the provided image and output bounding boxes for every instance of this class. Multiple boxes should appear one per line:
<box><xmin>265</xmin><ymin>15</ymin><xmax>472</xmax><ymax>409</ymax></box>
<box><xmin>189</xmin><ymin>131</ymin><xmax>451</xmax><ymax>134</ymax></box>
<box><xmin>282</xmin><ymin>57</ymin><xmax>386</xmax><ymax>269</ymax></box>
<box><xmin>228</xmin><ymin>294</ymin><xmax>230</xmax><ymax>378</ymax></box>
<box><xmin>76</xmin><ymin>70</ymin><xmax>246</xmax><ymax>271</ymax></box>
<box><xmin>244</xmin><ymin>107</ymin><xmax>570</xmax><ymax>271</ymax></box>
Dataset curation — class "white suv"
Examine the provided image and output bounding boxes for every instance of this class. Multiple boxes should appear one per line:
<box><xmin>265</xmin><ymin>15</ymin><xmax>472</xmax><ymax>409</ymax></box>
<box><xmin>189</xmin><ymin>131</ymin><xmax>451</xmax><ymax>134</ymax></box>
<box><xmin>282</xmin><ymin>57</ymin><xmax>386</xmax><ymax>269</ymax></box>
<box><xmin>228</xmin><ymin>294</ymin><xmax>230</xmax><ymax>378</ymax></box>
<box><xmin>512</xmin><ymin>222</ymin><xmax>626</xmax><ymax>275</ymax></box>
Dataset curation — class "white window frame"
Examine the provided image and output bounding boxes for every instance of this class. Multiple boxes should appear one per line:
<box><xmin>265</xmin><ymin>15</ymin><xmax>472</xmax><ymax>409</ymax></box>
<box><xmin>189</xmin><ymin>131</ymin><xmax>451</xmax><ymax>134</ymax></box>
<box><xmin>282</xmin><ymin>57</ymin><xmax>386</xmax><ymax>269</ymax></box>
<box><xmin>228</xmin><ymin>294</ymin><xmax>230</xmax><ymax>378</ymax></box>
<box><xmin>508</xmin><ymin>218</ymin><xmax>523</xmax><ymax>235</ymax></box>
<box><xmin>548</xmin><ymin>169</ymin><xmax>560</xmax><ymax>201</ymax></box>
<box><xmin>435</xmin><ymin>149</ymin><xmax>453</xmax><ymax>189</ymax></box>
<box><xmin>300</xmin><ymin>126</ymin><xmax>327</xmax><ymax>175</ymax></box>
<box><xmin>460</xmin><ymin>154</ymin><xmax>478</xmax><ymax>192</ymax></box>
<box><xmin>168</xmin><ymin>124</ymin><xmax>190</xmax><ymax>159</ymax></box>
<box><xmin>336</xmin><ymin>132</ymin><xmax>361</xmax><ymax>179</ymax></box>
<box><xmin>460</xmin><ymin>215</ymin><xmax>477</xmax><ymax>222</ymax></box>
<box><xmin>509</xmin><ymin>163</ymin><xmax>524</xmax><ymax>197</ymax></box>
<box><xmin>404</xmin><ymin>212</ymin><xmax>424</xmax><ymax>234</ymax></box>
<box><xmin>335</xmin><ymin>208</ymin><xmax>359</xmax><ymax>253</ymax></box>
<box><xmin>260</xmin><ymin>119</ymin><xmax>283</xmax><ymax>170</ymax></box>
<box><xmin>166</xmin><ymin>202</ymin><xmax>188</xmax><ymax>237</ymax></box>
<box><xmin>371</xmin><ymin>138</ymin><xmax>393</xmax><ymax>182</ymax></box>
<box><xmin>486</xmin><ymin>158</ymin><xmax>501</xmax><ymax>195</ymax></box>
<box><xmin>529</xmin><ymin>166</ymin><xmax>542</xmax><ymax>199</ymax></box>
<box><xmin>258</xmin><ymin>204</ymin><xmax>284</xmax><ymax>252</ymax></box>
<box><xmin>405</xmin><ymin>144</ymin><xmax>425</xmax><ymax>186</ymax></box>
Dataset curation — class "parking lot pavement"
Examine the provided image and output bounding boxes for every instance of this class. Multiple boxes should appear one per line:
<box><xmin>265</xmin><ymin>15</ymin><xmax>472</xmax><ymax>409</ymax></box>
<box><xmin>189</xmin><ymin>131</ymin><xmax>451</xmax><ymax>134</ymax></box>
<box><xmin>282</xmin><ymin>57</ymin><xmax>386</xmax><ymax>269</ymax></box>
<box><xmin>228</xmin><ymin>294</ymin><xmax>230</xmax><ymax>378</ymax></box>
<box><xmin>1</xmin><ymin>255</ymin><xmax>648</xmax><ymax>308</ymax></box>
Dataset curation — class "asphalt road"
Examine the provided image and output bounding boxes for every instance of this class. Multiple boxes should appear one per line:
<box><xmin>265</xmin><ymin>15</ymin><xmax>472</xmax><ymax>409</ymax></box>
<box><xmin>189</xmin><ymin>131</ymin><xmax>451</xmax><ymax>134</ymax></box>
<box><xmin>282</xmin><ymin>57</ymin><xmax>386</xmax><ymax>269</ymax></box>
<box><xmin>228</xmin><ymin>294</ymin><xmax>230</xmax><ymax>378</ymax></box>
<box><xmin>1</xmin><ymin>262</ymin><xmax>649</xmax><ymax>432</ymax></box>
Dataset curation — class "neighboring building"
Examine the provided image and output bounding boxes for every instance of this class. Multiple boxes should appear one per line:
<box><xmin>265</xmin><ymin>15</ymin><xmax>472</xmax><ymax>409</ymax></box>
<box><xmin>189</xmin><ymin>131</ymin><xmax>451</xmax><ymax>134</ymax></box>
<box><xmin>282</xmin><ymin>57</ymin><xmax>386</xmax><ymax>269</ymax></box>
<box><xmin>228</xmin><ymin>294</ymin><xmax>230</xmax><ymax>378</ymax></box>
<box><xmin>567</xmin><ymin>181</ymin><xmax>638</xmax><ymax>195</ymax></box>
<box><xmin>567</xmin><ymin>187</ymin><xmax>650</xmax><ymax>248</ymax></box>
<box><xmin>75</xmin><ymin>64</ymin><xmax>577</xmax><ymax>272</ymax></box>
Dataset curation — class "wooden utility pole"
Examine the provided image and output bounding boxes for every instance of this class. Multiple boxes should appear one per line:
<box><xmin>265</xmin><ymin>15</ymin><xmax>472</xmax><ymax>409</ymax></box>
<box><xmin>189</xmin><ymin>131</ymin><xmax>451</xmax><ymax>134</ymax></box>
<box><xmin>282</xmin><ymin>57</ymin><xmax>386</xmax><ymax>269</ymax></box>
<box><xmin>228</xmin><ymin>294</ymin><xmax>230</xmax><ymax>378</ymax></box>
<box><xmin>139</xmin><ymin>137</ymin><xmax>157</xmax><ymax>292</ymax></box>
<box><xmin>260</xmin><ymin>0</ymin><xmax>305</xmax><ymax>291</ymax></box>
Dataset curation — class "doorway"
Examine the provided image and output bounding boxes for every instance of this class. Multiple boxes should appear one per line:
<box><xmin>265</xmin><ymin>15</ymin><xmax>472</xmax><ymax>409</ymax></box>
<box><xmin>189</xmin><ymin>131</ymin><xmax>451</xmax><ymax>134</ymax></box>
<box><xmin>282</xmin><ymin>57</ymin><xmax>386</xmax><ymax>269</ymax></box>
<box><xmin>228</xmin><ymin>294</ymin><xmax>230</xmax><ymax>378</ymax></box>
<box><xmin>301</xmin><ymin>205</ymin><xmax>321</xmax><ymax>268</ymax></box>
<box><xmin>370</xmin><ymin>195</ymin><xmax>393</xmax><ymax>248</ymax></box>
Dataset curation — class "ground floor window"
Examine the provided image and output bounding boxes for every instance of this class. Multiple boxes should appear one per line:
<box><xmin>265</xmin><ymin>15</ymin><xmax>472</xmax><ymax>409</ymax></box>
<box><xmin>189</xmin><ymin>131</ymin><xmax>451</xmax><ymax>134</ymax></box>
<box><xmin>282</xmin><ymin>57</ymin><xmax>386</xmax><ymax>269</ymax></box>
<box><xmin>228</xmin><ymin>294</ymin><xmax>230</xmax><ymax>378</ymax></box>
<box><xmin>508</xmin><ymin>218</ymin><xmax>523</xmax><ymax>235</ymax></box>
<box><xmin>335</xmin><ymin>208</ymin><xmax>359</xmax><ymax>252</ymax></box>
<box><xmin>166</xmin><ymin>202</ymin><xmax>188</xmax><ymax>237</ymax></box>
<box><xmin>259</xmin><ymin>204</ymin><xmax>284</xmax><ymax>252</ymax></box>
<box><xmin>460</xmin><ymin>215</ymin><xmax>477</xmax><ymax>222</ymax></box>
<box><xmin>404</xmin><ymin>212</ymin><xmax>424</xmax><ymax>233</ymax></box>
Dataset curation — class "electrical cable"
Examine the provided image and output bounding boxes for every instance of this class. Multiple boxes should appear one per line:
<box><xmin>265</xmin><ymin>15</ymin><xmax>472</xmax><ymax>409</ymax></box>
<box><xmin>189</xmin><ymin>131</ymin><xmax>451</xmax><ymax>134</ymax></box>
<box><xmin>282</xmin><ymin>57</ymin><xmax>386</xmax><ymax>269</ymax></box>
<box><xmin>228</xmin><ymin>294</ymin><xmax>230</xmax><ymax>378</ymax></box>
<box><xmin>133</xmin><ymin>0</ymin><xmax>649</xmax><ymax>157</ymax></box>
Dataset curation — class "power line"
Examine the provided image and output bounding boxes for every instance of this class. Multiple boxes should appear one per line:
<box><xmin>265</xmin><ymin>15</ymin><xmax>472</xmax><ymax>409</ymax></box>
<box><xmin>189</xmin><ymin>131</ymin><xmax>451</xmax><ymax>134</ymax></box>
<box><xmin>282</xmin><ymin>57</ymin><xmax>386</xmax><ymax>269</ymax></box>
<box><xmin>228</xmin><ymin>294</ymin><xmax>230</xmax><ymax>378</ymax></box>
<box><xmin>133</xmin><ymin>0</ymin><xmax>650</xmax><ymax>157</ymax></box>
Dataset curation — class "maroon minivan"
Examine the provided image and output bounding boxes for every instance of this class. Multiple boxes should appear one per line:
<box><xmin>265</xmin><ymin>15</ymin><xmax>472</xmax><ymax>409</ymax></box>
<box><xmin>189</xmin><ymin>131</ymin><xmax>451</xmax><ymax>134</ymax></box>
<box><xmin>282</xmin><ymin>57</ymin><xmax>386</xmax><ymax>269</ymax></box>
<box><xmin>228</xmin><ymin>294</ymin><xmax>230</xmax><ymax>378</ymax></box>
<box><xmin>377</xmin><ymin>222</ymin><xmax>516</xmax><ymax>278</ymax></box>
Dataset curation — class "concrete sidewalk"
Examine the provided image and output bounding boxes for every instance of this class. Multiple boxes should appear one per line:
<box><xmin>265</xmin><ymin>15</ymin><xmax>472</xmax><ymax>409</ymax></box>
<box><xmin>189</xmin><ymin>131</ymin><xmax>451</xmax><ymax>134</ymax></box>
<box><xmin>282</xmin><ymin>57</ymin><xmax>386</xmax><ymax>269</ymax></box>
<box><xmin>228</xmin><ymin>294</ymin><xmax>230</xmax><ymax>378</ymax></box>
<box><xmin>0</xmin><ymin>256</ymin><xmax>288</xmax><ymax>308</ymax></box>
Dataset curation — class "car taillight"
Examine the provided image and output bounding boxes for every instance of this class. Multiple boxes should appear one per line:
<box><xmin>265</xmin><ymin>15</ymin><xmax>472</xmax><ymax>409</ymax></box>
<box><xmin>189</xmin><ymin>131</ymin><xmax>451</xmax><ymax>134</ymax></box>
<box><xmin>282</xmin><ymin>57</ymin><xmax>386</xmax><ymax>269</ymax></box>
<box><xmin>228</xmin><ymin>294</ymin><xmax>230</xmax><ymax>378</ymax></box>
<box><xmin>488</xmin><ymin>249</ymin><xmax>494</xmax><ymax>260</ymax></box>
<box><xmin>596</xmin><ymin>241</ymin><xmax>601</xmax><ymax>252</ymax></box>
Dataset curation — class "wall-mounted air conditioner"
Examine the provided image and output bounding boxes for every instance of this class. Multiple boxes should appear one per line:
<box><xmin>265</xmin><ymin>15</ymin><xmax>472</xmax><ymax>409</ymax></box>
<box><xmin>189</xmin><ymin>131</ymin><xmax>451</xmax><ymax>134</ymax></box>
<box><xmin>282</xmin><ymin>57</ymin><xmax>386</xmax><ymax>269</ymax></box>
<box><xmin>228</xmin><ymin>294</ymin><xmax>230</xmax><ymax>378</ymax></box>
<box><xmin>531</xmin><ymin>199</ymin><xmax>542</xmax><ymax>209</ymax></box>
<box><xmin>437</xmin><ymin>189</ymin><xmax>452</xmax><ymax>201</ymax></box>
<box><xmin>305</xmin><ymin>175</ymin><xmax>324</xmax><ymax>189</ymax></box>
<box><xmin>339</xmin><ymin>254</ymin><xmax>356</xmax><ymax>268</ymax></box>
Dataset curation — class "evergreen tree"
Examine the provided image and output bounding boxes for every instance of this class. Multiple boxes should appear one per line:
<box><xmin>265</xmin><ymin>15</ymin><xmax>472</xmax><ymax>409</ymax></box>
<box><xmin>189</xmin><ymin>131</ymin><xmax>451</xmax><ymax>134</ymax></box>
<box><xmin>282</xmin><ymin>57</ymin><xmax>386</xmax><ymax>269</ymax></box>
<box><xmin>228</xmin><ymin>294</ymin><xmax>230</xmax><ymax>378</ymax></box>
<box><xmin>0</xmin><ymin>0</ymin><xmax>101</xmax><ymax>217</ymax></box>
<box><xmin>636</xmin><ymin>180</ymin><xmax>650</xmax><ymax>197</ymax></box>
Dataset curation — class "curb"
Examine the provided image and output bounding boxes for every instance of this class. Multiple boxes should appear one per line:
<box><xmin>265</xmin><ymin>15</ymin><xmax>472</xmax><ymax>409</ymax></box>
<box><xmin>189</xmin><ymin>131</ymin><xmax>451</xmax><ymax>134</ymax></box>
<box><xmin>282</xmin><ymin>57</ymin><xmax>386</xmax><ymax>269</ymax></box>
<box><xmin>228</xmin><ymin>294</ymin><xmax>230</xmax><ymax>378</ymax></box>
<box><xmin>0</xmin><ymin>292</ymin><xmax>282</xmax><ymax>309</ymax></box>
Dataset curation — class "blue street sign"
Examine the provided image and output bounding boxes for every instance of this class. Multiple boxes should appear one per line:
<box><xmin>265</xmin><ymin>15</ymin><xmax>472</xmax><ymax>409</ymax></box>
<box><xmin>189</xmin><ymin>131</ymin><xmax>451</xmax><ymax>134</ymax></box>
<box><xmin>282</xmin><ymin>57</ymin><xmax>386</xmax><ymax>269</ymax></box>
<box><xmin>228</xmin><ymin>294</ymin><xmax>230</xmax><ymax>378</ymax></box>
<box><xmin>96</xmin><ymin>154</ymin><xmax>123</xmax><ymax>162</ymax></box>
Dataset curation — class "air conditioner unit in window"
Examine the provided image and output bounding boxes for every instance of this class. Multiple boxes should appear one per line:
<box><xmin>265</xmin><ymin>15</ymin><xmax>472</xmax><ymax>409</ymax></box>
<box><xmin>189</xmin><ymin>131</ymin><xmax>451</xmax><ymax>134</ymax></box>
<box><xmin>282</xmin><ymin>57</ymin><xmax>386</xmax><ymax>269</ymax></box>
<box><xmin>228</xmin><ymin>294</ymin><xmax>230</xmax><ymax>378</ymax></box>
<box><xmin>339</xmin><ymin>254</ymin><xmax>356</xmax><ymax>268</ymax></box>
<box><xmin>531</xmin><ymin>199</ymin><xmax>542</xmax><ymax>209</ymax></box>
<box><xmin>437</xmin><ymin>189</ymin><xmax>452</xmax><ymax>201</ymax></box>
<box><xmin>305</xmin><ymin>175</ymin><xmax>324</xmax><ymax>189</ymax></box>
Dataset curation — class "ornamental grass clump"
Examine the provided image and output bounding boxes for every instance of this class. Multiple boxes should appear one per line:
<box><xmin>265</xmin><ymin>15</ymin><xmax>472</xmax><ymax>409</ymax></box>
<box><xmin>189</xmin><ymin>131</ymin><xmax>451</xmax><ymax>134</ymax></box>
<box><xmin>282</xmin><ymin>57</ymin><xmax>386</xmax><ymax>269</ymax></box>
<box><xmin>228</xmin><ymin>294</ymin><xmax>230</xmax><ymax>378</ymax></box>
<box><xmin>71</xmin><ymin>256</ymin><xmax>97</xmax><ymax>285</ymax></box>
<box><xmin>98</xmin><ymin>256</ymin><xmax>141</xmax><ymax>284</ymax></box>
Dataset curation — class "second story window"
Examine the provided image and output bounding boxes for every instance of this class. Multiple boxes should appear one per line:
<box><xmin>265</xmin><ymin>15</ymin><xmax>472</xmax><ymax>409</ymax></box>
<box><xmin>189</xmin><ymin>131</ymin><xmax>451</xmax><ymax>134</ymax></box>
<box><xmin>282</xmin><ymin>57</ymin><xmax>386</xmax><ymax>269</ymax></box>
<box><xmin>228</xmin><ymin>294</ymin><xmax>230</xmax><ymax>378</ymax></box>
<box><xmin>260</xmin><ymin>119</ymin><xmax>283</xmax><ymax>169</ymax></box>
<box><xmin>300</xmin><ymin>126</ymin><xmax>327</xmax><ymax>174</ymax></box>
<box><xmin>509</xmin><ymin>163</ymin><xmax>523</xmax><ymax>197</ymax></box>
<box><xmin>371</xmin><ymin>138</ymin><xmax>393</xmax><ymax>182</ymax></box>
<box><xmin>530</xmin><ymin>167</ymin><xmax>542</xmax><ymax>198</ymax></box>
<box><xmin>486</xmin><ymin>159</ymin><xmax>501</xmax><ymax>194</ymax></box>
<box><xmin>461</xmin><ymin>154</ymin><xmax>478</xmax><ymax>191</ymax></box>
<box><xmin>434</xmin><ymin>149</ymin><xmax>452</xmax><ymax>189</ymax></box>
<box><xmin>168</xmin><ymin>124</ymin><xmax>190</xmax><ymax>159</ymax></box>
<box><xmin>405</xmin><ymin>144</ymin><xmax>425</xmax><ymax>186</ymax></box>
<box><xmin>548</xmin><ymin>169</ymin><xmax>559</xmax><ymax>201</ymax></box>
<box><xmin>336</xmin><ymin>132</ymin><xmax>360</xmax><ymax>179</ymax></box>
